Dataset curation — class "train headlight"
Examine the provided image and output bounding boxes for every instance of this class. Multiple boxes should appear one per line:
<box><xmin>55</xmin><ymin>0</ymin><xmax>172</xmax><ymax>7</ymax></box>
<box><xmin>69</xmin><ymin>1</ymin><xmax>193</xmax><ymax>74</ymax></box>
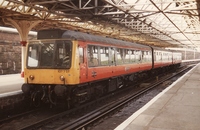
<box><xmin>29</xmin><ymin>75</ymin><xmax>34</xmax><ymax>80</ymax></box>
<box><xmin>60</xmin><ymin>75</ymin><xmax>65</xmax><ymax>81</ymax></box>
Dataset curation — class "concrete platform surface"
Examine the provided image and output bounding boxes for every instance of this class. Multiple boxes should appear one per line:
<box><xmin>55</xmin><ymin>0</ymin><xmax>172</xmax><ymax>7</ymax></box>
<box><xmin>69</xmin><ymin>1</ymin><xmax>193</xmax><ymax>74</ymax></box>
<box><xmin>115</xmin><ymin>64</ymin><xmax>200</xmax><ymax>130</ymax></box>
<box><xmin>0</xmin><ymin>74</ymin><xmax>24</xmax><ymax>94</ymax></box>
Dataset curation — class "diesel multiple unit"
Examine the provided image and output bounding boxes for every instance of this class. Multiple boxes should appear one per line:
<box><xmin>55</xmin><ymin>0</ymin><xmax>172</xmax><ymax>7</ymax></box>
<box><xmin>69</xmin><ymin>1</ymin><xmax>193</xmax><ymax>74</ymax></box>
<box><xmin>22</xmin><ymin>29</ymin><xmax>182</xmax><ymax>106</ymax></box>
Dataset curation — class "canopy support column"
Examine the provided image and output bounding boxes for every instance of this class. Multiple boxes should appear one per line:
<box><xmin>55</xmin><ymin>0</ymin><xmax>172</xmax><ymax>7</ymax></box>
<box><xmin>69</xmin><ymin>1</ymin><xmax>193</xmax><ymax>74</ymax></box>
<box><xmin>6</xmin><ymin>18</ymin><xmax>41</xmax><ymax>77</ymax></box>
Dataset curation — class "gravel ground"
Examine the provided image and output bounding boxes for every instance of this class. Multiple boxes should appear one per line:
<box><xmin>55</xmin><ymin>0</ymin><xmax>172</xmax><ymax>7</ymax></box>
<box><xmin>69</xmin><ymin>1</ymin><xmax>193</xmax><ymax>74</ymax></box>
<box><xmin>90</xmin><ymin>80</ymin><xmax>173</xmax><ymax>130</ymax></box>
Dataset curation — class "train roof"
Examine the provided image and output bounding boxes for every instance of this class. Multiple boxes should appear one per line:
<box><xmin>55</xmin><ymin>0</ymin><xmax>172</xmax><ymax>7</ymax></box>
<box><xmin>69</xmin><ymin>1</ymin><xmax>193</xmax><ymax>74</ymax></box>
<box><xmin>152</xmin><ymin>46</ymin><xmax>182</xmax><ymax>53</ymax></box>
<box><xmin>38</xmin><ymin>29</ymin><xmax>150</xmax><ymax>50</ymax></box>
<box><xmin>151</xmin><ymin>46</ymin><xmax>172</xmax><ymax>52</ymax></box>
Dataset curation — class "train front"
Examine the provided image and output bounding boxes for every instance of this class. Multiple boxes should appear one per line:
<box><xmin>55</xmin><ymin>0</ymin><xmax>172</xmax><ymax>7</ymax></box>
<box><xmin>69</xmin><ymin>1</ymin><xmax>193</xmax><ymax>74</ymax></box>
<box><xmin>21</xmin><ymin>39</ymin><xmax>80</xmax><ymax>106</ymax></box>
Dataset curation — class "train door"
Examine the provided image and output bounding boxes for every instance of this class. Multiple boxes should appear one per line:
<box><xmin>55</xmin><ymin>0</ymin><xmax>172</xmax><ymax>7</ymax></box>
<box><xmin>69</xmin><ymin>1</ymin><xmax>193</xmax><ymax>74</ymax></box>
<box><xmin>109</xmin><ymin>47</ymin><xmax>116</xmax><ymax>66</ymax></box>
<box><xmin>109</xmin><ymin>47</ymin><xmax>116</xmax><ymax>77</ymax></box>
<box><xmin>108</xmin><ymin>47</ymin><xmax>116</xmax><ymax>92</ymax></box>
<box><xmin>87</xmin><ymin>45</ymin><xmax>99</xmax><ymax>81</ymax></box>
<box><xmin>78</xmin><ymin>41</ymin><xmax>88</xmax><ymax>83</ymax></box>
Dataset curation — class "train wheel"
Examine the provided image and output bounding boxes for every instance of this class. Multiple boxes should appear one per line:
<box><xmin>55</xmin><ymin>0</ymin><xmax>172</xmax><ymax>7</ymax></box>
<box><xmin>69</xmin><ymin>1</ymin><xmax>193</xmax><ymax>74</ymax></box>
<box><xmin>31</xmin><ymin>91</ymin><xmax>42</xmax><ymax>107</ymax></box>
<box><xmin>49</xmin><ymin>90</ymin><xmax>57</xmax><ymax>105</ymax></box>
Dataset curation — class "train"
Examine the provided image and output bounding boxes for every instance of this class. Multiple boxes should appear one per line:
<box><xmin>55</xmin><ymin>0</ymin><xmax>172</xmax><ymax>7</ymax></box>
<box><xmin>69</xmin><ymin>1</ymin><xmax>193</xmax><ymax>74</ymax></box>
<box><xmin>21</xmin><ymin>29</ymin><xmax>182</xmax><ymax>107</ymax></box>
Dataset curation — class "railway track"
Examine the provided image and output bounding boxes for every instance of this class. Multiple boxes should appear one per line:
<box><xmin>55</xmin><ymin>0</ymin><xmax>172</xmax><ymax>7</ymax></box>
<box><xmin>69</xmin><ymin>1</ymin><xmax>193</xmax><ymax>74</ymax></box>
<box><xmin>56</xmin><ymin>65</ymin><xmax>194</xmax><ymax>130</ymax></box>
<box><xmin>0</xmin><ymin>106</ymin><xmax>67</xmax><ymax>129</ymax></box>
<box><xmin>0</xmin><ymin>108</ymin><xmax>39</xmax><ymax>125</ymax></box>
<box><xmin>0</xmin><ymin>65</ymin><xmax>194</xmax><ymax>130</ymax></box>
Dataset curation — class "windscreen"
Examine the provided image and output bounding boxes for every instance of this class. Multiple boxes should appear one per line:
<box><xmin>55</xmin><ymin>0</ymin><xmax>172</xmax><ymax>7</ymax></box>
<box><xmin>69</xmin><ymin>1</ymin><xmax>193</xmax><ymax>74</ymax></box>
<box><xmin>27</xmin><ymin>40</ymin><xmax>72</xmax><ymax>69</ymax></box>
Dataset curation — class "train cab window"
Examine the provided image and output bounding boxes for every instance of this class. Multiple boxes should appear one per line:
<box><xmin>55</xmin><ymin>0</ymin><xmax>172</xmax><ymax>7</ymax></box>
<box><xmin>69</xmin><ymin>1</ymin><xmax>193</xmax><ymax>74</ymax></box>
<box><xmin>27</xmin><ymin>45</ymin><xmax>39</xmax><ymax>67</ymax></box>
<box><xmin>100</xmin><ymin>47</ymin><xmax>109</xmax><ymax>66</ymax></box>
<box><xmin>88</xmin><ymin>45</ymin><xmax>99</xmax><ymax>67</ymax></box>
<box><xmin>40</xmin><ymin>43</ymin><xmax>54</xmax><ymax>66</ymax></box>
<box><xmin>55</xmin><ymin>41</ymin><xmax>71</xmax><ymax>68</ymax></box>
<box><xmin>116</xmin><ymin>48</ymin><xmax>124</xmax><ymax>65</ymax></box>
<box><xmin>79</xmin><ymin>47</ymin><xmax>84</xmax><ymax>64</ymax></box>
<box><xmin>27</xmin><ymin>40</ymin><xmax>72</xmax><ymax>68</ymax></box>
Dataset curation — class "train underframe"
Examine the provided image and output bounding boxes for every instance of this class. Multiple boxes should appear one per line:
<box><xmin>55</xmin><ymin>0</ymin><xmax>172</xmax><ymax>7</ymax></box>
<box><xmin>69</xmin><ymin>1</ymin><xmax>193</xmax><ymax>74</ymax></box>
<box><xmin>22</xmin><ymin>64</ymin><xmax>180</xmax><ymax>108</ymax></box>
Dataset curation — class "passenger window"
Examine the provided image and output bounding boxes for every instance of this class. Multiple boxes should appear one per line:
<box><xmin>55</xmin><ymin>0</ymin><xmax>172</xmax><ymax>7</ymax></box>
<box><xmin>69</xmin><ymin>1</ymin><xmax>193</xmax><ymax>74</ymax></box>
<box><xmin>124</xmin><ymin>49</ymin><xmax>130</xmax><ymax>64</ymax></box>
<box><xmin>135</xmin><ymin>50</ymin><xmax>141</xmax><ymax>62</ymax></box>
<box><xmin>116</xmin><ymin>48</ymin><xmax>123</xmax><ymax>65</ymax></box>
<box><xmin>141</xmin><ymin>51</ymin><xmax>145</xmax><ymax>62</ymax></box>
<box><xmin>88</xmin><ymin>45</ymin><xmax>99</xmax><ymax>67</ymax></box>
<box><xmin>160</xmin><ymin>52</ymin><xmax>162</xmax><ymax>61</ymax></box>
<box><xmin>130</xmin><ymin>50</ymin><xmax>135</xmax><ymax>63</ymax></box>
<box><xmin>144</xmin><ymin>51</ymin><xmax>151</xmax><ymax>62</ymax></box>
<box><xmin>155</xmin><ymin>51</ymin><xmax>162</xmax><ymax>61</ymax></box>
<box><xmin>149</xmin><ymin>51</ymin><xmax>152</xmax><ymax>61</ymax></box>
<box><xmin>100</xmin><ymin>47</ymin><xmax>109</xmax><ymax>66</ymax></box>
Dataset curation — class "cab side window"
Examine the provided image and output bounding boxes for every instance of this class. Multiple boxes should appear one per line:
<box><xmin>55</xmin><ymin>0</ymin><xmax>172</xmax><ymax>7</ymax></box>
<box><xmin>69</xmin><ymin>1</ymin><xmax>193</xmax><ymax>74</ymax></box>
<box><xmin>27</xmin><ymin>45</ymin><xmax>39</xmax><ymax>67</ymax></box>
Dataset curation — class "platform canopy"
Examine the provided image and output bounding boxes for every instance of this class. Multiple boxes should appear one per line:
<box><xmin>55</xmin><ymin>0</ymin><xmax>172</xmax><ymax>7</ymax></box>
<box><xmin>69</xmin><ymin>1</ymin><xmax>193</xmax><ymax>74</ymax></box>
<box><xmin>0</xmin><ymin>0</ymin><xmax>200</xmax><ymax>49</ymax></box>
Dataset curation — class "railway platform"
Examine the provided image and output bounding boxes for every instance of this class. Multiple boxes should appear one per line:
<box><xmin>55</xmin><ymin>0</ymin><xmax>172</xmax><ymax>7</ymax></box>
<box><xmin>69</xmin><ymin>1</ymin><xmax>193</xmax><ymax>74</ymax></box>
<box><xmin>0</xmin><ymin>74</ymin><xmax>23</xmax><ymax>94</ymax></box>
<box><xmin>115</xmin><ymin>63</ymin><xmax>200</xmax><ymax>130</ymax></box>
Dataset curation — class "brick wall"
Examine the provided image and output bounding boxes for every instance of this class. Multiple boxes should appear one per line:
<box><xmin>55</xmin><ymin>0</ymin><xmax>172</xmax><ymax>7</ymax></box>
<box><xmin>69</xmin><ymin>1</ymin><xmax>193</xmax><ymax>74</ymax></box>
<box><xmin>0</xmin><ymin>32</ymin><xmax>21</xmax><ymax>75</ymax></box>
